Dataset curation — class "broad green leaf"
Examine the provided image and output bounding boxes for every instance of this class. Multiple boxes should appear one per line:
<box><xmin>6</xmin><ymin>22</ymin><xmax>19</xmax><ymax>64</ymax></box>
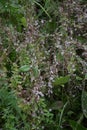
<box><xmin>21</xmin><ymin>17</ymin><xmax>27</xmax><ymax>27</ymax></box>
<box><xmin>53</xmin><ymin>75</ymin><xmax>70</xmax><ymax>86</ymax></box>
<box><xmin>69</xmin><ymin>120</ymin><xmax>87</xmax><ymax>130</ymax></box>
<box><xmin>19</xmin><ymin>65</ymin><xmax>30</xmax><ymax>72</ymax></box>
<box><xmin>82</xmin><ymin>91</ymin><xmax>87</xmax><ymax>118</ymax></box>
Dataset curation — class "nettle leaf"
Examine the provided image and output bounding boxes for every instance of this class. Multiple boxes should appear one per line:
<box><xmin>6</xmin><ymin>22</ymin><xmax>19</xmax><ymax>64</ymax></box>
<box><xmin>82</xmin><ymin>91</ymin><xmax>87</xmax><ymax>119</ymax></box>
<box><xmin>53</xmin><ymin>75</ymin><xmax>70</xmax><ymax>86</ymax></box>
<box><xmin>19</xmin><ymin>65</ymin><xmax>30</xmax><ymax>72</ymax></box>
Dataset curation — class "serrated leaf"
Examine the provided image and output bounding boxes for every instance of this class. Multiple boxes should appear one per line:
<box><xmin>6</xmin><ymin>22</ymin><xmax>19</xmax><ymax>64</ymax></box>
<box><xmin>82</xmin><ymin>91</ymin><xmax>87</xmax><ymax>119</ymax></box>
<box><xmin>53</xmin><ymin>75</ymin><xmax>70</xmax><ymax>86</ymax></box>
<box><xmin>19</xmin><ymin>65</ymin><xmax>30</xmax><ymax>72</ymax></box>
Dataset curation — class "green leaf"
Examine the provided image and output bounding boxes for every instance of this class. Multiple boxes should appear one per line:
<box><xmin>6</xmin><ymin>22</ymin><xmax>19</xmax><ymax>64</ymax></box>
<box><xmin>69</xmin><ymin>120</ymin><xmax>87</xmax><ymax>130</ymax></box>
<box><xmin>85</xmin><ymin>74</ymin><xmax>87</xmax><ymax>80</ymax></box>
<box><xmin>32</xmin><ymin>67</ymin><xmax>39</xmax><ymax>77</ymax></box>
<box><xmin>56</xmin><ymin>53</ymin><xmax>64</xmax><ymax>61</ymax></box>
<box><xmin>77</xmin><ymin>36</ymin><xmax>87</xmax><ymax>44</ymax></box>
<box><xmin>82</xmin><ymin>91</ymin><xmax>87</xmax><ymax>118</ymax></box>
<box><xmin>76</xmin><ymin>76</ymin><xmax>82</xmax><ymax>81</ymax></box>
<box><xmin>19</xmin><ymin>65</ymin><xmax>30</xmax><ymax>72</ymax></box>
<box><xmin>34</xmin><ymin>0</ymin><xmax>51</xmax><ymax>18</ymax></box>
<box><xmin>21</xmin><ymin>17</ymin><xmax>27</xmax><ymax>27</ymax></box>
<box><xmin>53</xmin><ymin>75</ymin><xmax>70</xmax><ymax>86</ymax></box>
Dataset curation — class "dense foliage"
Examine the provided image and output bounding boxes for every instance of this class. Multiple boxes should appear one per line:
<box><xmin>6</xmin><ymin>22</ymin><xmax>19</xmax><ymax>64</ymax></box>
<box><xmin>0</xmin><ymin>0</ymin><xmax>87</xmax><ymax>130</ymax></box>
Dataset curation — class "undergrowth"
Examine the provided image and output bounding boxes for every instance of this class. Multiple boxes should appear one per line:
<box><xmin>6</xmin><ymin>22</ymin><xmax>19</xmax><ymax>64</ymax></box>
<box><xmin>0</xmin><ymin>0</ymin><xmax>87</xmax><ymax>130</ymax></box>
